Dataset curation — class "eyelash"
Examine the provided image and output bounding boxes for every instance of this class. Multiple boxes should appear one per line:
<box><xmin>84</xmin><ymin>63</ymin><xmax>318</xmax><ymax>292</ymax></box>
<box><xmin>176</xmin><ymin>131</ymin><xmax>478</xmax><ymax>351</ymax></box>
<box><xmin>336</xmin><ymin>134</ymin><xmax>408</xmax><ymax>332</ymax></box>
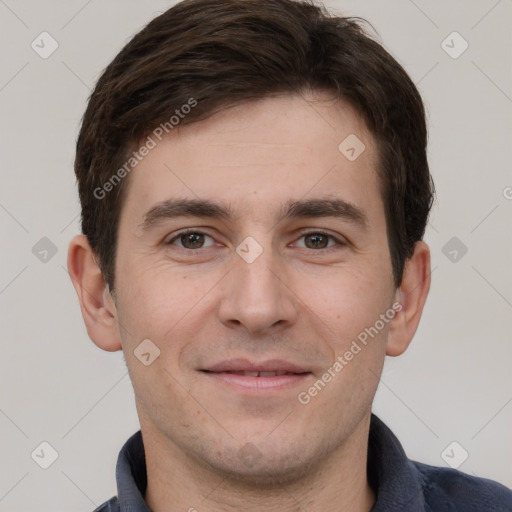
<box><xmin>166</xmin><ymin>228</ymin><xmax>347</xmax><ymax>251</ymax></box>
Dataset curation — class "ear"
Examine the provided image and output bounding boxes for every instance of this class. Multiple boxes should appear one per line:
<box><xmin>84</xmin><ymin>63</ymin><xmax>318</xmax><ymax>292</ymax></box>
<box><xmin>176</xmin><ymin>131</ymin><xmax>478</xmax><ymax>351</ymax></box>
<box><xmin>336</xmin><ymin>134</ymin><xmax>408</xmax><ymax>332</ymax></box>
<box><xmin>386</xmin><ymin>241</ymin><xmax>431</xmax><ymax>357</ymax></box>
<box><xmin>67</xmin><ymin>234</ymin><xmax>122</xmax><ymax>352</ymax></box>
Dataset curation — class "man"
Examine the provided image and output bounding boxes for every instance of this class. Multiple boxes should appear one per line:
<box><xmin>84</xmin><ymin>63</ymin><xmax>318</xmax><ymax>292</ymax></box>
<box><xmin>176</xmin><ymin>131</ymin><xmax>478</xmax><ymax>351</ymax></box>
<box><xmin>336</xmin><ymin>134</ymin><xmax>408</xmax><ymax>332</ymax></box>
<box><xmin>67</xmin><ymin>0</ymin><xmax>512</xmax><ymax>510</ymax></box>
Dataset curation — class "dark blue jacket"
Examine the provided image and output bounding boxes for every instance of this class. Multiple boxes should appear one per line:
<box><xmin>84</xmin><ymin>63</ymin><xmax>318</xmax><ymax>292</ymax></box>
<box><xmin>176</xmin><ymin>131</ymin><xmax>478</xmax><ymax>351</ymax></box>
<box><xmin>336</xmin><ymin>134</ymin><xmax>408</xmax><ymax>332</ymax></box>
<box><xmin>93</xmin><ymin>414</ymin><xmax>512</xmax><ymax>511</ymax></box>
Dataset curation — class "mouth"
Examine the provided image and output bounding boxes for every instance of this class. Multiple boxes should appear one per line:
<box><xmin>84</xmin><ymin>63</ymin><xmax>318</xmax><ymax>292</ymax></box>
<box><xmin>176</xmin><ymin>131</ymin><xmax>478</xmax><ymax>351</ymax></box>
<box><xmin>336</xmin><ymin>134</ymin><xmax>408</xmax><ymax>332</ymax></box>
<box><xmin>200</xmin><ymin>359</ymin><xmax>313</xmax><ymax>392</ymax></box>
<box><xmin>203</xmin><ymin>370</ymin><xmax>303</xmax><ymax>377</ymax></box>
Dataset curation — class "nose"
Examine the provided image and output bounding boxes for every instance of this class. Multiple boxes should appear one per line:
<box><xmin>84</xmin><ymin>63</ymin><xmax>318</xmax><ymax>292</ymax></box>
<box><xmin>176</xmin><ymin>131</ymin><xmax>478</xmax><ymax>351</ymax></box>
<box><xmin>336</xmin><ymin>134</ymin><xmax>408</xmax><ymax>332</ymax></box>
<box><xmin>217</xmin><ymin>244</ymin><xmax>299</xmax><ymax>336</ymax></box>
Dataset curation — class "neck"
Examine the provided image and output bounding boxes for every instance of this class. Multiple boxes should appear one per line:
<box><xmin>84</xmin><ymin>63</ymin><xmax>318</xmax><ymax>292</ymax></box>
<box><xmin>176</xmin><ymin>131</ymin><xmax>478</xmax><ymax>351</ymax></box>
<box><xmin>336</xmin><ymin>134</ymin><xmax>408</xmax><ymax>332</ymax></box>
<box><xmin>142</xmin><ymin>412</ymin><xmax>375</xmax><ymax>512</ymax></box>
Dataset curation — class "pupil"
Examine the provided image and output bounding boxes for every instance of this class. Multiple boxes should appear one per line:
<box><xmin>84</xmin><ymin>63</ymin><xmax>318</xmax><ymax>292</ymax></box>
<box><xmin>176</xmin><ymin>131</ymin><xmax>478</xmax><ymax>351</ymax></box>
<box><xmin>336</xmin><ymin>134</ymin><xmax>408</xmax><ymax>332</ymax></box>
<box><xmin>183</xmin><ymin>233</ymin><xmax>203</xmax><ymax>248</ymax></box>
<box><xmin>307</xmin><ymin>234</ymin><xmax>327</xmax><ymax>249</ymax></box>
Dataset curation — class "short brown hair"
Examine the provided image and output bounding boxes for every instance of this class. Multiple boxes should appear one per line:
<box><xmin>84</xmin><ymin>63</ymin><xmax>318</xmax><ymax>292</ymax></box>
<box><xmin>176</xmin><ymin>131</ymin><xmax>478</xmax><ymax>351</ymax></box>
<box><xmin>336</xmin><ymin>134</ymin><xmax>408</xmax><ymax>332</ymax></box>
<box><xmin>74</xmin><ymin>0</ymin><xmax>434</xmax><ymax>291</ymax></box>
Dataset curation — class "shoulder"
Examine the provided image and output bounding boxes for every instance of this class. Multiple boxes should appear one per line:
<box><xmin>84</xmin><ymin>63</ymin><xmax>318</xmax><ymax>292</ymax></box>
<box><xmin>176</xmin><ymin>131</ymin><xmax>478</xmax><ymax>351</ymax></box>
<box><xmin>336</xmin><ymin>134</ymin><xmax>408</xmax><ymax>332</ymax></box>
<box><xmin>413</xmin><ymin>460</ymin><xmax>512</xmax><ymax>511</ymax></box>
<box><xmin>91</xmin><ymin>496</ymin><xmax>120</xmax><ymax>512</ymax></box>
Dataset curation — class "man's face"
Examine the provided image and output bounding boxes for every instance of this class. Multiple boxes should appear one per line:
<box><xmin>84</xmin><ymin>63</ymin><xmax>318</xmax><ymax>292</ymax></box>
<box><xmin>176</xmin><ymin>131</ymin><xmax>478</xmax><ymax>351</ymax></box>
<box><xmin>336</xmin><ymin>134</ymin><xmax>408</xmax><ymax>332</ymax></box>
<box><xmin>113</xmin><ymin>92</ymin><xmax>397</xmax><ymax>482</ymax></box>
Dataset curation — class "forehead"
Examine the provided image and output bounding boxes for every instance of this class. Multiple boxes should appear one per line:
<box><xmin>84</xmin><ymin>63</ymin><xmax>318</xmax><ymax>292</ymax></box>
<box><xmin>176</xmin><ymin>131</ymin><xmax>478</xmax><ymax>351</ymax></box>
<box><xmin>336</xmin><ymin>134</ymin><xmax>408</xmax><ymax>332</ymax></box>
<box><xmin>119</xmin><ymin>92</ymin><xmax>383</xmax><ymax>230</ymax></box>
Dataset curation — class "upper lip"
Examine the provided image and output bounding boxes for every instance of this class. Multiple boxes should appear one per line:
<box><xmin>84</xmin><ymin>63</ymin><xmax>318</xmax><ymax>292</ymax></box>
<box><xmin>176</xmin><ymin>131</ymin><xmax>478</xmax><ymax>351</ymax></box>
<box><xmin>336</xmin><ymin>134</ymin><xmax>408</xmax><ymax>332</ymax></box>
<box><xmin>202</xmin><ymin>358</ymin><xmax>309</xmax><ymax>373</ymax></box>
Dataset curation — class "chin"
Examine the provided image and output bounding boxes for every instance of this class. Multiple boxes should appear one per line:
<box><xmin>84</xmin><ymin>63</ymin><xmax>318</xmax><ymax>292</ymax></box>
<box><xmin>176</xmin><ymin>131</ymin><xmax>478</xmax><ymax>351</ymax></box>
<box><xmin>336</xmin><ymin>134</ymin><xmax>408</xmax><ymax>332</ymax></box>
<box><xmin>194</xmin><ymin>441</ymin><xmax>322</xmax><ymax>489</ymax></box>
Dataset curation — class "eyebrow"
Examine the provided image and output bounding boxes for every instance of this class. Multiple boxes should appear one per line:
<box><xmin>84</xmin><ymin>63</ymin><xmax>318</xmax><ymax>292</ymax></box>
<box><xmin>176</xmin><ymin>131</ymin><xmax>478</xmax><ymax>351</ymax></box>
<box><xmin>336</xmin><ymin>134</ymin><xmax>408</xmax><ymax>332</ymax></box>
<box><xmin>280</xmin><ymin>197</ymin><xmax>368</xmax><ymax>229</ymax></box>
<box><xmin>138</xmin><ymin>197</ymin><xmax>368</xmax><ymax>233</ymax></box>
<box><xmin>138</xmin><ymin>198</ymin><xmax>234</xmax><ymax>233</ymax></box>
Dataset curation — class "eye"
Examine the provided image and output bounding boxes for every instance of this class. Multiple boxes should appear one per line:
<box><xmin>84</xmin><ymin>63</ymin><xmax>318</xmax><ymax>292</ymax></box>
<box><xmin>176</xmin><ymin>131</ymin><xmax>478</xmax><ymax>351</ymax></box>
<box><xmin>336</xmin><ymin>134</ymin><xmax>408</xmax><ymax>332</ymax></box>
<box><xmin>294</xmin><ymin>230</ymin><xmax>345</xmax><ymax>250</ymax></box>
<box><xmin>167</xmin><ymin>230</ymin><xmax>216</xmax><ymax>250</ymax></box>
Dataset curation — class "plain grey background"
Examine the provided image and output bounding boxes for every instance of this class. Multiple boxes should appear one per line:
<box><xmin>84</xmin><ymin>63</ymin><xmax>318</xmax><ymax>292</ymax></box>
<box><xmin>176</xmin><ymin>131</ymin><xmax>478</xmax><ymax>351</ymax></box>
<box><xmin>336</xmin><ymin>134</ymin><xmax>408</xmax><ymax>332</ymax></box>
<box><xmin>0</xmin><ymin>1</ymin><xmax>511</xmax><ymax>510</ymax></box>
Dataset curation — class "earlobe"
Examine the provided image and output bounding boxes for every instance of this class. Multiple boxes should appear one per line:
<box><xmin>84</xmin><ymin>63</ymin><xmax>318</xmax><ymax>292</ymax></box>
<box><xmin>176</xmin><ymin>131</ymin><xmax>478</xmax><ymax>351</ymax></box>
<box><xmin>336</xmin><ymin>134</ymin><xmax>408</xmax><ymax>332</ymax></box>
<box><xmin>386</xmin><ymin>241</ymin><xmax>431</xmax><ymax>357</ymax></box>
<box><xmin>67</xmin><ymin>234</ymin><xmax>122</xmax><ymax>352</ymax></box>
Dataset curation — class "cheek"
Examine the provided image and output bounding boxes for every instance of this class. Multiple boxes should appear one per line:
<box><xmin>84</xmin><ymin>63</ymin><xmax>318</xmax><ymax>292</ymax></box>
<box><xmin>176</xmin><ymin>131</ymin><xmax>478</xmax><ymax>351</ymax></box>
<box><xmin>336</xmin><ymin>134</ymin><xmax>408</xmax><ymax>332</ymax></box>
<box><xmin>114</xmin><ymin>268</ymin><xmax>202</xmax><ymax>402</ymax></box>
<box><xmin>114</xmin><ymin>258</ymin><xmax>222</xmax><ymax>367</ymax></box>
<box><xmin>300</xmin><ymin>260</ymin><xmax>394</xmax><ymax>336</ymax></box>
<box><xmin>117</xmin><ymin>254</ymin><xmax>192</xmax><ymax>323</ymax></box>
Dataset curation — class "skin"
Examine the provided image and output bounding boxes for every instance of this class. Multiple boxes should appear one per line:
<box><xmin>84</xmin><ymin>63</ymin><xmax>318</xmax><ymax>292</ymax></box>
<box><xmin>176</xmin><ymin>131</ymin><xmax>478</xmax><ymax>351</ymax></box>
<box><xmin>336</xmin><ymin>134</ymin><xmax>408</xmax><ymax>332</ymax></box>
<box><xmin>68</xmin><ymin>91</ymin><xmax>430</xmax><ymax>512</ymax></box>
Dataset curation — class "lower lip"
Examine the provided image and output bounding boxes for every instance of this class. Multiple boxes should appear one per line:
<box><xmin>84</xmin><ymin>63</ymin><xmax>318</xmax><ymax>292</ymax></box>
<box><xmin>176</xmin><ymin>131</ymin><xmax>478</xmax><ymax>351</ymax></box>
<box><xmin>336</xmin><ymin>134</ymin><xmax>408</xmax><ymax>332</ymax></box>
<box><xmin>201</xmin><ymin>371</ymin><xmax>312</xmax><ymax>392</ymax></box>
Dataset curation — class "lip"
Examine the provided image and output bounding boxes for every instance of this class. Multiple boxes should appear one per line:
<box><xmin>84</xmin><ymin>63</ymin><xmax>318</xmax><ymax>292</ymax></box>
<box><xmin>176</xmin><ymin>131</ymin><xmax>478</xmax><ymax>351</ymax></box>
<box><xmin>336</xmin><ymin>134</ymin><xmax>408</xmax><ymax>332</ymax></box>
<box><xmin>203</xmin><ymin>358</ymin><xmax>309</xmax><ymax>374</ymax></box>
<box><xmin>200</xmin><ymin>358</ymin><xmax>312</xmax><ymax>393</ymax></box>
<box><xmin>201</xmin><ymin>371</ymin><xmax>311</xmax><ymax>392</ymax></box>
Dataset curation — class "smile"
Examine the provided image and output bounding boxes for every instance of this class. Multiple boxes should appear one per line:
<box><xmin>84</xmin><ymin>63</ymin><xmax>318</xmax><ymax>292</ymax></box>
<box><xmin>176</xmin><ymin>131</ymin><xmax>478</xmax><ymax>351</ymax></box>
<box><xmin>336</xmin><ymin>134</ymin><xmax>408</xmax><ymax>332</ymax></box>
<box><xmin>207</xmin><ymin>370</ymin><xmax>299</xmax><ymax>377</ymax></box>
<box><xmin>201</xmin><ymin>367</ymin><xmax>312</xmax><ymax>392</ymax></box>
